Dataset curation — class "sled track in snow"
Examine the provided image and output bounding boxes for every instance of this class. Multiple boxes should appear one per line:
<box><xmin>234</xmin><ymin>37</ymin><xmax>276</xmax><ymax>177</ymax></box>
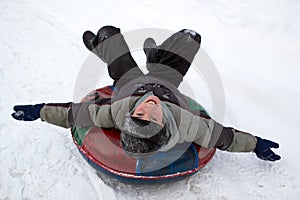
<box><xmin>101</xmin><ymin>152</ymin><xmax>300</xmax><ymax>200</ymax></box>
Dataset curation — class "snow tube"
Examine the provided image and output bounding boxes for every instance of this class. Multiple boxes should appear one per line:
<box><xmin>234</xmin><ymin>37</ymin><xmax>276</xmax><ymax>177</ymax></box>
<box><xmin>71</xmin><ymin>86</ymin><xmax>216</xmax><ymax>183</ymax></box>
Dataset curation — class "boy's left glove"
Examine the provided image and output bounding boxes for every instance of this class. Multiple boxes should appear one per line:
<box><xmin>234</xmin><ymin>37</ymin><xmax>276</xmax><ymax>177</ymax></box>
<box><xmin>254</xmin><ymin>137</ymin><xmax>281</xmax><ymax>161</ymax></box>
<box><xmin>11</xmin><ymin>104</ymin><xmax>45</xmax><ymax>121</ymax></box>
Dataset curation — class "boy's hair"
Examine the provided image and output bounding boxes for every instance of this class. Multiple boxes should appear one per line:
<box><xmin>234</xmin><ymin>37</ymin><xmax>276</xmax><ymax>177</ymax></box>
<box><xmin>120</xmin><ymin>116</ymin><xmax>169</xmax><ymax>158</ymax></box>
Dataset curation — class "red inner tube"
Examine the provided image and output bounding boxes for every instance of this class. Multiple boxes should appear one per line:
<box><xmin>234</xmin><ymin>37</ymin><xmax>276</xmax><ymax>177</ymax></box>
<box><xmin>71</xmin><ymin>86</ymin><xmax>216</xmax><ymax>180</ymax></box>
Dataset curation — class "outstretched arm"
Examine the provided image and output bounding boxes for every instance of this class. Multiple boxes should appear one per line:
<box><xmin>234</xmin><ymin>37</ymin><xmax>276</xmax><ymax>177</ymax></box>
<box><xmin>194</xmin><ymin>119</ymin><xmax>281</xmax><ymax>162</ymax></box>
<box><xmin>222</xmin><ymin>127</ymin><xmax>281</xmax><ymax>161</ymax></box>
<box><xmin>188</xmin><ymin>110</ymin><xmax>281</xmax><ymax>162</ymax></box>
<box><xmin>11</xmin><ymin>102</ymin><xmax>114</xmax><ymax>129</ymax></box>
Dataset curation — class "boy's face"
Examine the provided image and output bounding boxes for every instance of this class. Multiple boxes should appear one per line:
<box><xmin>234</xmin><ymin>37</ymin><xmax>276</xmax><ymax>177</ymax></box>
<box><xmin>131</xmin><ymin>95</ymin><xmax>164</xmax><ymax>126</ymax></box>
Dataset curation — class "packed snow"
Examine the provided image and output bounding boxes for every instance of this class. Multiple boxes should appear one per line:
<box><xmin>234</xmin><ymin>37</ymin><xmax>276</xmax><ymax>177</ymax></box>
<box><xmin>1</xmin><ymin>0</ymin><xmax>300</xmax><ymax>199</ymax></box>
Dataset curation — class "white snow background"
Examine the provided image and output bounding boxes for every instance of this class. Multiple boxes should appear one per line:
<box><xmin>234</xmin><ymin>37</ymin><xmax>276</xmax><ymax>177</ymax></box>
<box><xmin>1</xmin><ymin>0</ymin><xmax>300</xmax><ymax>199</ymax></box>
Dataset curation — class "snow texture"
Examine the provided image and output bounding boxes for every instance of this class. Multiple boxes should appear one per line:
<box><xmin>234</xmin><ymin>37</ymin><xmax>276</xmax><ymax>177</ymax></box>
<box><xmin>1</xmin><ymin>0</ymin><xmax>300</xmax><ymax>199</ymax></box>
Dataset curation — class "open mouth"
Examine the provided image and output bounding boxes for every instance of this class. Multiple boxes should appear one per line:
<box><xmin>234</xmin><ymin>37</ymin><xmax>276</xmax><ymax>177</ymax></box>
<box><xmin>146</xmin><ymin>100</ymin><xmax>157</xmax><ymax>105</ymax></box>
<box><xmin>144</xmin><ymin>96</ymin><xmax>161</xmax><ymax>105</ymax></box>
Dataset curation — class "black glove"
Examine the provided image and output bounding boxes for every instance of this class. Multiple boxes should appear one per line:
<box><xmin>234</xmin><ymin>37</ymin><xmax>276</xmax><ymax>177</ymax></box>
<box><xmin>254</xmin><ymin>137</ymin><xmax>281</xmax><ymax>161</ymax></box>
<box><xmin>11</xmin><ymin>104</ymin><xmax>45</xmax><ymax>121</ymax></box>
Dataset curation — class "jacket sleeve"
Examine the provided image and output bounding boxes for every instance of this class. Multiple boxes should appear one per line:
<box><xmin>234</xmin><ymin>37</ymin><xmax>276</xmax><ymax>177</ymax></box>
<box><xmin>225</xmin><ymin>128</ymin><xmax>257</xmax><ymax>152</ymax></box>
<box><xmin>193</xmin><ymin>118</ymin><xmax>257</xmax><ymax>152</ymax></box>
<box><xmin>39</xmin><ymin>102</ymin><xmax>114</xmax><ymax>129</ymax></box>
<box><xmin>40</xmin><ymin>103</ymin><xmax>72</xmax><ymax>128</ymax></box>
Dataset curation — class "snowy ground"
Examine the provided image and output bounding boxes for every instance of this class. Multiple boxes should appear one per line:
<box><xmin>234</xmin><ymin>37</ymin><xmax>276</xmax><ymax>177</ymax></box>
<box><xmin>1</xmin><ymin>0</ymin><xmax>300</xmax><ymax>199</ymax></box>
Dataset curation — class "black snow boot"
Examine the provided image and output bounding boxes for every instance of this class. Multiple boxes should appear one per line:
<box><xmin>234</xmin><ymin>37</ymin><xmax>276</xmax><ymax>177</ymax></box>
<box><xmin>143</xmin><ymin>29</ymin><xmax>201</xmax><ymax>64</ymax></box>
<box><xmin>181</xmin><ymin>29</ymin><xmax>201</xmax><ymax>44</ymax></box>
<box><xmin>143</xmin><ymin>29</ymin><xmax>201</xmax><ymax>73</ymax></box>
<box><xmin>143</xmin><ymin>37</ymin><xmax>160</xmax><ymax>66</ymax></box>
<box><xmin>83</xmin><ymin>26</ymin><xmax>140</xmax><ymax>87</ymax></box>
<box><xmin>82</xmin><ymin>26</ymin><xmax>121</xmax><ymax>62</ymax></box>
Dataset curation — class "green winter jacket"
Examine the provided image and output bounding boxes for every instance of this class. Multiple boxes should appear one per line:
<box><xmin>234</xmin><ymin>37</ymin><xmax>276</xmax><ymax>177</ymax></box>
<box><xmin>40</xmin><ymin>77</ymin><xmax>257</xmax><ymax>153</ymax></box>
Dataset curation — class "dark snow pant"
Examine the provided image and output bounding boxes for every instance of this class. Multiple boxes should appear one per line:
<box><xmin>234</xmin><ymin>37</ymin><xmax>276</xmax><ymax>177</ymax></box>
<box><xmin>99</xmin><ymin>29</ymin><xmax>201</xmax><ymax>89</ymax></box>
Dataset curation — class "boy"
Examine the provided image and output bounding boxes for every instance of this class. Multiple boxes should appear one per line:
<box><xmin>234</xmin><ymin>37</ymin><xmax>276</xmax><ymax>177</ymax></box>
<box><xmin>12</xmin><ymin>26</ymin><xmax>280</xmax><ymax>162</ymax></box>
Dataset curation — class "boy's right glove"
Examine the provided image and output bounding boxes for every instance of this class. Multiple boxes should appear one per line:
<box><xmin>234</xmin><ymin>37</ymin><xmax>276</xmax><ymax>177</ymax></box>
<box><xmin>11</xmin><ymin>104</ymin><xmax>45</xmax><ymax>121</ymax></box>
<box><xmin>254</xmin><ymin>137</ymin><xmax>281</xmax><ymax>161</ymax></box>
